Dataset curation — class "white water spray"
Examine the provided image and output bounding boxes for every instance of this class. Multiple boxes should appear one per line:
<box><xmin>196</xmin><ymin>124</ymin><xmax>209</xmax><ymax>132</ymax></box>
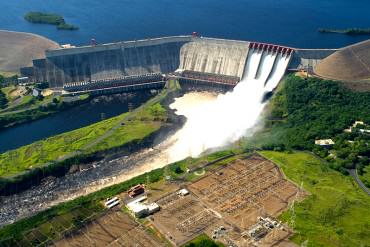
<box><xmin>165</xmin><ymin>48</ymin><xmax>291</xmax><ymax>161</ymax></box>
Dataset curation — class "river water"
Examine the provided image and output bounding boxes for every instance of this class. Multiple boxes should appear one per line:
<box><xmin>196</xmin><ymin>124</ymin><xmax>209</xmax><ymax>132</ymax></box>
<box><xmin>1</xmin><ymin>0</ymin><xmax>370</xmax><ymax>48</ymax></box>
<box><xmin>0</xmin><ymin>92</ymin><xmax>154</xmax><ymax>153</ymax></box>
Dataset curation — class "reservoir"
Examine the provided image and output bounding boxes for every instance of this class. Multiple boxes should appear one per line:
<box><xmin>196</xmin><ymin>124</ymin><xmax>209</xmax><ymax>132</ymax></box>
<box><xmin>0</xmin><ymin>92</ymin><xmax>153</xmax><ymax>153</ymax></box>
<box><xmin>1</xmin><ymin>0</ymin><xmax>370</xmax><ymax>48</ymax></box>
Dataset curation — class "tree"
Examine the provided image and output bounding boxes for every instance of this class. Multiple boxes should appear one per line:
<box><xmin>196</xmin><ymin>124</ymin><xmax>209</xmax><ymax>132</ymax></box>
<box><xmin>52</xmin><ymin>97</ymin><xmax>59</xmax><ymax>104</ymax></box>
<box><xmin>0</xmin><ymin>90</ymin><xmax>7</xmax><ymax>109</ymax></box>
<box><xmin>174</xmin><ymin>166</ymin><xmax>183</xmax><ymax>174</ymax></box>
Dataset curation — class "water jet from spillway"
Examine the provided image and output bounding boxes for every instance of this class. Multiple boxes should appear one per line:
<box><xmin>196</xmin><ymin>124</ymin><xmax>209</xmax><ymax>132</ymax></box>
<box><xmin>165</xmin><ymin>48</ymin><xmax>291</xmax><ymax>161</ymax></box>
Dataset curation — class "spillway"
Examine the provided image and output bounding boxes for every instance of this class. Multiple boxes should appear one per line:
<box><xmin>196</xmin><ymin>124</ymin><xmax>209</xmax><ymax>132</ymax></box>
<box><xmin>242</xmin><ymin>44</ymin><xmax>292</xmax><ymax>92</ymax></box>
<box><xmin>264</xmin><ymin>53</ymin><xmax>292</xmax><ymax>91</ymax></box>
<box><xmin>158</xmin><ymin>44</ymin><xmax>293</xmax><ymax>160</ymax></box>
<box><xmin>246</xmin><ymin>50</ymin><xmax>264</xmax><ymax>80</ymax></box>
<box><xmin>256</xmin><ymin>51</ymin><xmax>277</xmax><ymax>82</ymax></box>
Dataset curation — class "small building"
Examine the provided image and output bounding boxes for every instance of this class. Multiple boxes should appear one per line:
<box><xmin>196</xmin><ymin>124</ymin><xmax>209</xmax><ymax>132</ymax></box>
<box><xmin>32</xmin><ymin>88</ymin><xmax>41</xmax><ymax>97</ymax></box>
<box><xmin>315</xmin><ymin>139</ymin><xmax>335</xmax><ymax>147</ymax></box>
<box><xmin>147</xmin><ymin>203</ymin><xmax>160</xmax><ymax>214</ymax></box>
<box><xmin>127</xmin><ymin>200</ymin><xmax>149</xmax><ymax>218</ymax></box>
<box><xmin>360</xmin><ymin>129</ymin><xmax>370</xmax><ymax>134</ymax></box>
<box><xmin>104</xmin><ymin>196</ymin><xmax>120</xmax><ymax>209</ymax></box>
<box><xmin>177</xmin><ymin>188</ymin><xmax>189</xmax><ymax>196</ymax></box>
<box><xmin>345</xmin><ymin>121</ymin><xmax>367</xmax><ymax>133</ymax></box>
<box><xmin>128</xmin><ymin>184</ymin><xmax>145</xmax><ymax>198</ymax></box>
<box><xmin>18</xmin><ymin>76</ymin><xmax>30</xmax><ymax>85</ymax></box>
<box><xmin>126</xmin><ymin>195</ymin><xmax>160</xmax><ymax>218</ymax></box>
<box><xmin>61</xmin><ymin>44</ymin><xmax>76</xmax><ymax>49</ymax></box>
<box><xmin>353</xmin><ymin>121</ymin><xmax>365</xmax><ymax>127</ymax></box>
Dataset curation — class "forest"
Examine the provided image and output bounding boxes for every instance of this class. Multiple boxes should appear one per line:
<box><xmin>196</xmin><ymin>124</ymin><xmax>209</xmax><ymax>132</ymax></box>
<box><xmin>265</xmin><ymin>75</ymin><xmax>370</xmax><ymax>175</ymax></box>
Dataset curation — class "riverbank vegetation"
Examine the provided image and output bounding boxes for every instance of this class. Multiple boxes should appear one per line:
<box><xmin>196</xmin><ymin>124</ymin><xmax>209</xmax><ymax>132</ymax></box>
<box><xmin>0</xmin><ymin>85</ymin><xmax>90</xmax><ymax>129</ymax></box>
<box><xmin>0</xmin><ymin>73</ymin><xmax>18</xmax><ymax>88</ymax></box>
<box><xmin>0</xmin><ymin>81</ymin><xmax>182</xmax><ymax>181</ymax></box>
<box><xmin>260</xmin><ymin>151</ymin><xmax>370</xmax><ymax>247</ymax></box>
<box><xmin>319</xmin><ymin>28</ymin><xmax>370</xmax><ymax>35</ymax></box>
<box><xmin>0</xmin><ymin>95</ymin><xmax>166</xmax><ymax>178</ymax></box>
<box><xmin>247</xmin><ymin>75</ymin><xmax>370</xmax><ymax>184</ymax></box>
<box><xmin>24</xmin><ymin>12</ymin><xmax>79</xmax><ymax>30</ymax></box>
<box><xmin>0</xmin><ymin>90</ymin><xmax>7</xmax><ymax>109</ymax></box>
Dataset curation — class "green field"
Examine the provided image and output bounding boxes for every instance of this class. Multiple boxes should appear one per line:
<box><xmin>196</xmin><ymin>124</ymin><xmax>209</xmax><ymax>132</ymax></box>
<box><xmin>0</xmin><ymin>93</ymin><xmax>167</xmax><ymax>178</ymax></box>
<box><xmin>259</xmin><ymin>151</ymin><xmax>370</xmax><ymax>247</ymax></box>
<box><xmin>360</xmin><ymin>165</ymin><xmax>370</xmax><ymax>188</ymax></box>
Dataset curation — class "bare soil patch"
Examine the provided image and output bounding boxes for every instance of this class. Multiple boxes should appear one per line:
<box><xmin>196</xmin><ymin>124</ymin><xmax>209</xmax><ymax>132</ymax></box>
<box><xmin>0</xmin><ymin>30</ymin><xmax>59</xmax><ymax>73</ymax></box>
<box><xmin>53</xmin><ymin>210</ymin><xmax>162</xmax><ymax>247</ymax></box>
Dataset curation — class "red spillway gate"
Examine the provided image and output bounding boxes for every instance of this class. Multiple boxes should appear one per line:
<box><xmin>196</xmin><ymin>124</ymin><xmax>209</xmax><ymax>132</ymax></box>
<box><xmin>249</xmin><ymin>42</ymin><xmax>294</xmax><ymax>55</ymax></box>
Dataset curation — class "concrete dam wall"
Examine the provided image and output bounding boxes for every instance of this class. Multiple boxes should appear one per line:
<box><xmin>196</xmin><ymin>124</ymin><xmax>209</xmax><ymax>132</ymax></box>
<box><xmin>31</xmin><ymin>36</ymin><xmax>254</xmax><ymax>89</ymax></box>
<box><xmin>178</xmin><ymin>38</ymin><xmax>249</xmax><ymax>79</ymax></box>
<box><xmin>40</xmin><ymin>36</ymin><xmax>192</xmax><ymax>88</ymax></box>
<box><xmin>26</xmin><ymin>35</ymin><xmax>337</xmax><ymax>91</ymax></box>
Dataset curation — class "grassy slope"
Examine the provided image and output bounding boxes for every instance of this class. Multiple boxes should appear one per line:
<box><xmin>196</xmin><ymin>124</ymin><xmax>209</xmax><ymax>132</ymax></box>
<box><xmin>0</xmin><ymin>114</ymin><xmax>121</xmax><ymax>176</ymax></box>
<box><xmin>360</xmin><ymin>165</ymin><xmax>370</xmax><ymax>188</ymax></box>
<box><xmin>259</xmin><ymin>151</ymin><xmax>370</xmax><ymax>247</ymax></box>
<box><xmin>1</xmin><ymin>86</ymin><xmax>15</xmax><ymax>99</ymax></box>
<box><xmin>0</xmin><ymin>97</ymin><xmax>167</xmax><ymax>178</ymax></box>
<box><xmin>0</xmin><ymin>85</ymin><xmax>57</xmax><ymax>113</ymax></box>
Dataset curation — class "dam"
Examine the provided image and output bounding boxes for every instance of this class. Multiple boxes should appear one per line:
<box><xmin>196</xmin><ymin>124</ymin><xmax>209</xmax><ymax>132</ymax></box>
<box><xmin>22</xmin><ymin>34</ymin><xmax>328</xmax><ymax>94</ymax></box>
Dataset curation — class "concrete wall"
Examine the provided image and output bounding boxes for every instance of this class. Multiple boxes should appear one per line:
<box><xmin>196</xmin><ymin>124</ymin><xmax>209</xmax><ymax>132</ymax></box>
<box><xmin>30</xmin><ymin>35</ymin><xmax>339</xmax><ymax>88</ymax></box>
<box><xmin>43</xmin><ymin>36</ymin><xmax>192</xmax><ymax>88</ymax></box>
<box><xmin>179</xmin><ymin>38</ymin><xmax>249</xmax><ymax>79</ymax></box>
<box><xmin>38</xmin><ymin>36</ymin><xmax>251</xmax><ymax>88</ymax></box>
<box><xmin>289</xmin><ymin>49</ymin><xmax>337</xmax><ymax>71</ymax></box>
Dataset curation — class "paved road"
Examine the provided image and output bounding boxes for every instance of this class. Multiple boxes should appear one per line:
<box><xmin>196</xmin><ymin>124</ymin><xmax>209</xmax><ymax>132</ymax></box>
<box><xmin>349</xmin><ymin>168</ymin><xmax>370</xmax><ymax>196</ymax></box>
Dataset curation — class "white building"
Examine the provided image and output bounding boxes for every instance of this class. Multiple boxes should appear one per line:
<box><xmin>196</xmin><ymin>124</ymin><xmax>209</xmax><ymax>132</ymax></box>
<box><xmin>126</xmin><ymin>196</ymin><xmax>160</xmax><ymax>218</ymax></box>
<box><xmin>104</xmin><ymin>197</ymin><xmax>120</xmax><ymax>209</ymax></box>
<box><xmin>315</xmin><ymin>139</ymin><xmax>335</xmax><ymax>147</ymax></box>
<box><xmin>32</xmin><ymin>88</ymin><xmax>41</xmax><ymax>97</ymax></box>
<box><xmin>177</xmin><ymin>188</ymin><xmax>189</xmax><ymax>196</ymax></box>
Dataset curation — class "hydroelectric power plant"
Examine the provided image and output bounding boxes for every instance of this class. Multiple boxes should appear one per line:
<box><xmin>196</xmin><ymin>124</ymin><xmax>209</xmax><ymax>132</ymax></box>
<box><xmin>18</xmin><ymin>34</ymin><xmax>340</xmax><ymax>165</ymax></box>
<box><xmin>0</xmin><ymin>34</ymin><xmax>347</xmax><ymax>229</ymax></box>
<box><xmin>22</xmin><ymin>34</ymin><xmax>336</xmax><ymax>94</ymax></box>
